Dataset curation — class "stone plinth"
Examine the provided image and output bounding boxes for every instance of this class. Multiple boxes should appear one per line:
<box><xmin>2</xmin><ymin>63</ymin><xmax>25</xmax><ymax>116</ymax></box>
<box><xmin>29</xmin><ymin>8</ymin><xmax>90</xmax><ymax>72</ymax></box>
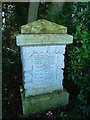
<box><xmin>20</xmin><ymin>88</ymin><xmax>69</xmax><ymax>116</ymax></box>
<box><xmin>16</xmin><ymin>19</ymin><xmax>73</xmax><ymax>116</ymax></box>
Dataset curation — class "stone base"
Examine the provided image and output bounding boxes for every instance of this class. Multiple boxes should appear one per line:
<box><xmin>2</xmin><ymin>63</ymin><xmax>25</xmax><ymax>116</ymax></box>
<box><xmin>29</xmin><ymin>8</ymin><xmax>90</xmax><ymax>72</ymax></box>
<box><xmin>20</xmin><ymin>88</ymin><xmax>69</xmax><ymax>117</ymax></box>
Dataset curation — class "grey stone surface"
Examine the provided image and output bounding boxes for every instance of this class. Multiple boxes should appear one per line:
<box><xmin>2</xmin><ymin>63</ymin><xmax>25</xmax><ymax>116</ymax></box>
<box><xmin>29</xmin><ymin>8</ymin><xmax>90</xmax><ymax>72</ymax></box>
<box><xmin>16</xmin><ymin>34</ymin><xmax>73</xmax><ymax>46</ymax></box>
<box><xmin>20</xmin><ymin>88</ymin><xmax>69</xmax><ymax>116</ymax></box>
<box><xmin>21</xmin><ymin>19</ymin><xmax>67</xmax><ymax>34</ymax></box>
<box><xmin>21</xmin><ymin>45</ymin><xmax>65</xmax><ymax>96</ymax></box>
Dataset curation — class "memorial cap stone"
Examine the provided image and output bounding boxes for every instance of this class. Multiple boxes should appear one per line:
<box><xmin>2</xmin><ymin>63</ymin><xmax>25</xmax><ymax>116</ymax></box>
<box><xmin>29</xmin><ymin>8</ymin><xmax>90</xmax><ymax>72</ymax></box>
<box><xmin>21</xmin><ymin>19</ymin><xmax>67</xmax><ymax>34</ymax></box>
<box><xmin>16</xmin><ymin>19</ymin><xmax>73</xmax><ymax>46</ymax></box>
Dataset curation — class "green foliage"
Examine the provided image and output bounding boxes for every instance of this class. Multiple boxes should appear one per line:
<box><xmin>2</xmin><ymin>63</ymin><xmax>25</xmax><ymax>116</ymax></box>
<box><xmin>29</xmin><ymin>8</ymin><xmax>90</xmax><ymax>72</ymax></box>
<box><xmin>66</xmin><ymin>3</ymin><xmax>89</xmax><ymax>119</ymax></box>
<box><xmin>2</xmin><ymin>3</ymin><xmax>28</xmax><ymax>117</ymax></box>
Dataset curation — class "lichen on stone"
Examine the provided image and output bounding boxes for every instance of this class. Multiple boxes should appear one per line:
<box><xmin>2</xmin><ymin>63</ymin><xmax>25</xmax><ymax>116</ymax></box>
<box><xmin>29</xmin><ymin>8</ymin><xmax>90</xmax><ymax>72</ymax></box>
<box><xmin>21</xmin><ymin>19</ymin><xmax>67</xmax><ymax>34</ymax></box>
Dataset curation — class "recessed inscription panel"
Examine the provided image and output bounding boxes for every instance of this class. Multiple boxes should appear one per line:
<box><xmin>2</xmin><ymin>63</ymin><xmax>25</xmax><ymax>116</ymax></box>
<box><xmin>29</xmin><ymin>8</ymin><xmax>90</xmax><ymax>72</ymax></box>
<box><xmin>33</xmin><ymin>53</ymin><xmax>56</xmax><ymax>86</ymax></box>
<box><xmin>21</xmin><ymin>45</ymin><xmax>65</xmax><ymax>96</ymax></box>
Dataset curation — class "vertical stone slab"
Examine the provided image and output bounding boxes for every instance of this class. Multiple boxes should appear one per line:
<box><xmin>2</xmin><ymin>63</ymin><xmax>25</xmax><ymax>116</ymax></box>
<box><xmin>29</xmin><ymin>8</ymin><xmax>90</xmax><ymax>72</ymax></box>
<box><xmin>21</xmin><ymin>45</ymin><xmax>66</xmax><ymax>96</ymax></box>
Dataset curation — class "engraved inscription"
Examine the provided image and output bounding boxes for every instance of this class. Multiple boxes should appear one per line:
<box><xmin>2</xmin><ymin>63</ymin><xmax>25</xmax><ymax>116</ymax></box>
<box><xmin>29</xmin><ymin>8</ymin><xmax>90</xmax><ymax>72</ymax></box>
<box><xmin>33</xmin><ymin>53</ymin><xmax>57</xmax><ymax>86</ymax></box>
<box><xmin>21</xmin><ymin>45</ymin><xmax>65</xmax><ymax>96</ymax></box>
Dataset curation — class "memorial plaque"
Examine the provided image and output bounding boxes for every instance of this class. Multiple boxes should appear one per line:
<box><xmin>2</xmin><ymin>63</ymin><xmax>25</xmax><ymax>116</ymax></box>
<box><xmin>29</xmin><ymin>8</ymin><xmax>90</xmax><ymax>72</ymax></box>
<box><xmin>21</xmin><ymin>46</ymin><xmax>65</xmax><ymax>96</ymax></box>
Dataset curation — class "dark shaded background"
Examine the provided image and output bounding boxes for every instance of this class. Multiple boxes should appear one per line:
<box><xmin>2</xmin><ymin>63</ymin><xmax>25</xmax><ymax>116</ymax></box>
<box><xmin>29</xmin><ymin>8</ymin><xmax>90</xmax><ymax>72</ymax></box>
<box><xmin>2</xmin><ymin>2</ymin><xmax>89</xmax><ymax>120</ymax></box>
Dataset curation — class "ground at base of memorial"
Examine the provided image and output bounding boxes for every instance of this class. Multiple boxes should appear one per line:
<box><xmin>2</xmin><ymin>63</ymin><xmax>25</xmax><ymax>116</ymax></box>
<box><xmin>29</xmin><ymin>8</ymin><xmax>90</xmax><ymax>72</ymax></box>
<box><xmin>2</xmin><ymin>82</ymin><xmax>82</xmax><ymax>120</ymax></box>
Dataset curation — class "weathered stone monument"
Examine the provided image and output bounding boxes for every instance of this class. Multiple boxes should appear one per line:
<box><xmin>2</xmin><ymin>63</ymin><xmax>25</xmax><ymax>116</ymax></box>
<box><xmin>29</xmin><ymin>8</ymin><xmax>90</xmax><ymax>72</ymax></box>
<box><xmin>16</xmin><ymin>19</ymin><xmax>73</xmax><ymax>116</ymax></box>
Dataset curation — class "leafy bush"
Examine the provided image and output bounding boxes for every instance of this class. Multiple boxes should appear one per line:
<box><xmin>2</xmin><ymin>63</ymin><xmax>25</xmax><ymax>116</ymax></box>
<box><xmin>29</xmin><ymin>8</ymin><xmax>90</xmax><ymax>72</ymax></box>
<box><xmin>66</xmin><ymin>3</ymin><xmax>89</xmax><ymax>119</ymax></box>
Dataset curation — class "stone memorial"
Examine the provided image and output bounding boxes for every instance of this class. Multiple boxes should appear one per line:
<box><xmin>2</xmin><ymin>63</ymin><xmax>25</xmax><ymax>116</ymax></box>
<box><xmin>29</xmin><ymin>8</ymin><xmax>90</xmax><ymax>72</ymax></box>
<box><xmin>16</xmin><ymin>19</ymin><xmax>73</xmax><ymax>116</ymax></box>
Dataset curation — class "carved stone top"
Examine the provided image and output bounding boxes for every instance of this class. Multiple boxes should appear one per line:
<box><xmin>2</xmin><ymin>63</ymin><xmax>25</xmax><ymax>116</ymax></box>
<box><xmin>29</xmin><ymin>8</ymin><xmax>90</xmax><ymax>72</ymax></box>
<box><xmin>16</xmin><ymin>19</ymin><xmax>73</xmax><ymax>46</ymax></box>
<box><xmin>21</xmin><ymin>19</ymin><xmax>67</xmax><ymax>34</ymax></box>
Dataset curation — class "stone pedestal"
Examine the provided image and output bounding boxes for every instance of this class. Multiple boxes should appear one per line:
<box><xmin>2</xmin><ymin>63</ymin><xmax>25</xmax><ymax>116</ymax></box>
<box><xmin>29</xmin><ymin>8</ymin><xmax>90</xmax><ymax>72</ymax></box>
<box><xmin>20</xmin><ymin>88</ymin><xmax>69</xmax><ymax>116</ymax></box>
<box><xmin>16</xmin><ymin>19</ymin><xmax>73</xmax><ymax>116</ymax></box>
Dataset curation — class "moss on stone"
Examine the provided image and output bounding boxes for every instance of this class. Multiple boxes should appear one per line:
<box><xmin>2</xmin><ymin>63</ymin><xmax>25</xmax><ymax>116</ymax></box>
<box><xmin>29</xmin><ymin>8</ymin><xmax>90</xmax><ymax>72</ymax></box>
<box><xmin>25</xmin><ymin>84</ymin><xmax>63</xmax><ymax>97</ymax></box>
<box><xmin>16</xmin><ymin>34</ymin><xmax>73</xmax><ymax>46</ymax></box>
<box><xmin>21</xmin><ymin>19</ymin><xmax>67</xmax><ymax>34</ymax></box>
<box><xmin>21</xmin><ymin>89</ymin><xmax>69</xmax><ymax>116</ymax></box>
